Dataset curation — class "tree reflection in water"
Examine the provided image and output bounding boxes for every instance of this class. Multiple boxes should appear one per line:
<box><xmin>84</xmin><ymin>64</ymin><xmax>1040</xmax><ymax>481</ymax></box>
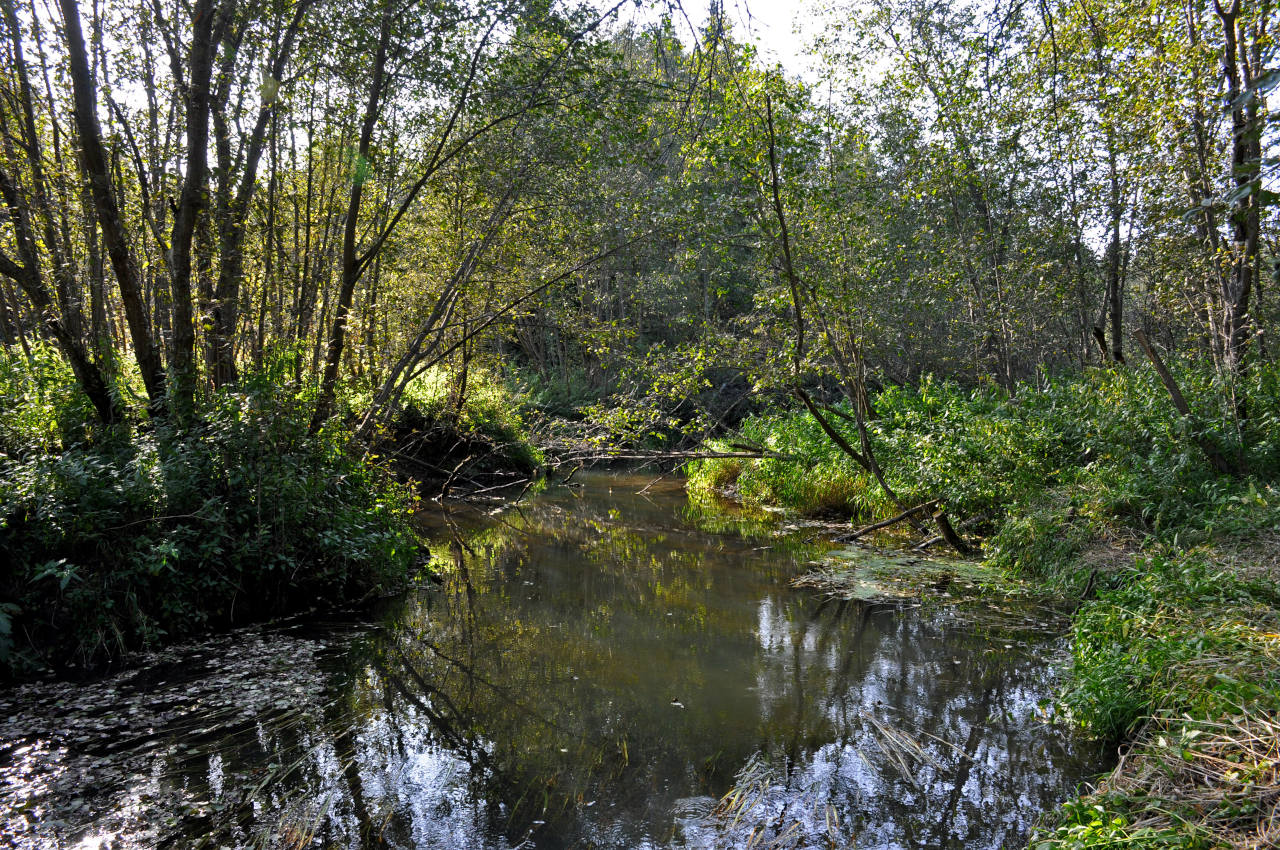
<box><xmin>0</xmin><ymin>472</ymin><xmax>1106</xmax><ymax>849</ymax></box>
<box><xmin>285</xmin><ymin>472</ymin><xmax>1104</xmax><ymax>849</ymax></box>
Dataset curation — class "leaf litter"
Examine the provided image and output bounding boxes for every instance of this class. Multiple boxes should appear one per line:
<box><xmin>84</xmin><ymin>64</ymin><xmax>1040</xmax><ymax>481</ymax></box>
<box><xmin>0</xmin><ymin>620</ymin><xmax>364</xmax><ymax>849</ymax></box>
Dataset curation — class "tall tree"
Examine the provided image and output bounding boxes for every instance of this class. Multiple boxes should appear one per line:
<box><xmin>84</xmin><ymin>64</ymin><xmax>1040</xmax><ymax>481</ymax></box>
<box><xmin>58</xmin><ymin>0</ymin><xmax>167</xmax><ymax>413</ymax></box>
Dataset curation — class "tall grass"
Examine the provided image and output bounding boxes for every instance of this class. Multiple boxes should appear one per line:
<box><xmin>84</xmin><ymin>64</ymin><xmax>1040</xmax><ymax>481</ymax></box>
<box><xmin>688</xmin><ymin>365</ymin><xmax>1280</xmax><ymax>560</ymax></box>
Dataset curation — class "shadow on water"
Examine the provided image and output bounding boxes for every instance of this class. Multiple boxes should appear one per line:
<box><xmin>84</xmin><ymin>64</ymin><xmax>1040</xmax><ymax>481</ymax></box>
<box><xmin>0</xmin><ymin>471</ymin><xmax>1110</xmax><ymax>849</ymax></box>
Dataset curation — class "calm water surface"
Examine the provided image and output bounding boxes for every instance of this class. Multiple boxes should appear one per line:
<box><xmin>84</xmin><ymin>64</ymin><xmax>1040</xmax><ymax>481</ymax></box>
<box><xmin>0</xmin><ymin>472</ymin><xmax>1108</xmax><ymax>849</ymax></box>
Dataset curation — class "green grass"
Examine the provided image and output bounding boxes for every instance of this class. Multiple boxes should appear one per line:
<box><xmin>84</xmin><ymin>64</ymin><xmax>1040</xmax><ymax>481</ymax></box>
<box><xmin>1033</xmin><ymin>548</ymin><xmax>1280</xmax><ymax>849</ymax></box>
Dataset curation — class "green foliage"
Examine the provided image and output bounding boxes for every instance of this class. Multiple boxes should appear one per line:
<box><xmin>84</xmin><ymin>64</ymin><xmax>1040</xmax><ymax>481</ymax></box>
<box><xmin>0</xmin><ymin>343</ymin><xmax>100</xmax><ymax>455</ymax></box>
<box><xmin>0</xmin><ymin>366</ymin><xmax>420</xmax><ymax>676</ymax></box>
<box><xmin>1034</xmin><ymin>799</ymin><xmax>1216</xmax><ymax>849</ymax></box>
<box><xmin>399</xmin><ymin>365</ymin><xmax>544</xmax><ymax>472</ymax></box>
<box><xmin>1062</xmin><ymin>556</ymin><xmax>1280</xmax><ymax>741</ymax></box>
<box><xmin>508</xmin><ymin>365</ymin><xmax>600</xmax><ymax>419</ymax></box>
<box><xmin>1033</xmin><ymin>548</ymin><xmax>1280</xmax><ymax>849</ymax></box>
<box><xmin>690</xmin><ymin>375</ymin><xmax>1073</xmax><ymax>523</ymax></box>
<box><xmin>689</xmin><ymin>407</ymin><xmax>883</xmax><ymax>516</ymax></box>
<box><xmin>691</xmin><ymin>363</ymin><xmax>1280</xmax><ymax>550</ymax></box>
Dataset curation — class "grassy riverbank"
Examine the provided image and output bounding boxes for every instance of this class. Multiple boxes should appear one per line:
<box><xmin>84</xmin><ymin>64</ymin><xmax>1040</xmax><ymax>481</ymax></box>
<box><xmin>687</xmin><ymin>364</ymin><xmax>1280</xmax><ymax>848</ymax></box>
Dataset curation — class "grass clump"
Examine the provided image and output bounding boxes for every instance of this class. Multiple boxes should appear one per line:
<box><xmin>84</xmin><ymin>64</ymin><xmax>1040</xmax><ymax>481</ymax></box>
<box><xmin>0</xmin><ymin>356</ymin><xmax>420</xmax><ymax>678</ymax></box>
<box><xmin>1034</xmin><ymin>553</ymin><xmax>1280</xmax><ymax>849</ymax></box>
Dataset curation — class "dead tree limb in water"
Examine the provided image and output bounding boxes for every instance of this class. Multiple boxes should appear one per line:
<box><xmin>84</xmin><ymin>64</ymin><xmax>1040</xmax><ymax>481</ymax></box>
<box><xmin>843</xmin><ymin>500</ymin><xmax>938</xmax><ymax>541</ymax></box>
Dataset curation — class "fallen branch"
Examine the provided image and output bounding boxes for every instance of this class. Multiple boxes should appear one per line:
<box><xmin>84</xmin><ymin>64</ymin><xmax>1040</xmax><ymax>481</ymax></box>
<box><xmin>912</xmin><ymin>535</ymin><xmax>943</xmax><ymax>551</ymax></box>
<box><xmin>843</xmin><ymin>500</ymin><xmax>938</xmax><ymax>541</ymax></box>
<box><xmin>1132</xmin><ymin>329</ymin><xmax>1243</xmax><ymax>478</ymax></box>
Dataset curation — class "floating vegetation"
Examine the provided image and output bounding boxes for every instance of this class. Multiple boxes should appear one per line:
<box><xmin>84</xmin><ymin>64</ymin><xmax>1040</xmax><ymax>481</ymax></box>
<box><xmin>794</xmin><ymin>544</ymin><xmax>993</xmax><ymax>603</ymax></box>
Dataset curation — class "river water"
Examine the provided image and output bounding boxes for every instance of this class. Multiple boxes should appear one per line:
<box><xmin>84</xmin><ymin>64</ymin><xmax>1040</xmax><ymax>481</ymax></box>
<box><xmin>0</xmin><ymin>472</ymin><xmax>1108</xmax><ymax>849</ymax></box>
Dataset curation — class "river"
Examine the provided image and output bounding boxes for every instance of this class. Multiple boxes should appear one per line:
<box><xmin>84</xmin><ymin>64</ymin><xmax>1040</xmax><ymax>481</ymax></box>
<box><xmin>0</xmin><ymin>471</ymin><xmax>1108</xmax><ymax>848</ymax></box>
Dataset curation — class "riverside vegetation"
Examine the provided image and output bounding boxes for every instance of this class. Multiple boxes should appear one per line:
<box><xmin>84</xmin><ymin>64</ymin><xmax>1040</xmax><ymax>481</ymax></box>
<box><xmin>0</xmin><ymin>344</ymin><xmax>546</xmax><ymax>677</ymax></box>
<box><xmin>687</xmin><ymin>364</ymin><xmax>1280</xmax><ymax>848</ymax></box>
<box><xmin>1</xmin><ymin>0</ymin><xmax>1277</xmax><ymax>846</ymax></box>
<box><xmin>0</xmin><ymin>346</ymin><xmax>423</xmax><ymax>675</ymax></box>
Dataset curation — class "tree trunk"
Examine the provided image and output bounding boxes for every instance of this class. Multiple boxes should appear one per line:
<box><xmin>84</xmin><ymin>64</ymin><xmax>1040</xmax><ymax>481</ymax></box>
<box><xmin>0</xmin><ymin>167</ymin><xmax>120</xmax><ymax>423</ymax></box>
<box><xmin>1103</xmin><ymin>145</ymin><xmax>1125</xmax><ymax>365</ymax></box>
<box><xmin>209</xmin><ymin>0</ymin><xmax>312</xmax><ymax>388</ymax></box>
<box><xmin>58</xmin><ymin>0</ymin><xmax>167</xmax><ymax>414</ymax></box>
<box><xmin>311</xmin><ymin>1</ymin><xmax>394</xmax><ymax>432</ymax></box>
<box><xmin>1214</xmin><ymin>0</ymin><xmax>1262</xmax><ymax>377</ymax></box>
<box><xmin>167</xmin><ymin>0</ymin><xmax>225</xmax><ymax>420</ymax></box>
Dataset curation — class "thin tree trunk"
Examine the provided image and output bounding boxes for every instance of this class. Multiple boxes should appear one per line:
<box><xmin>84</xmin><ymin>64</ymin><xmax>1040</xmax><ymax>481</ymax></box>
<box><xmin>167</xmin><ymin>0</ymin><xmax>224</xmax><ymax>420</ymax></box>
<box><xmin>209</xmin><ymin>0</ymin><xmax>312</xmax><ymax>388</ymax></box>
<box><xmin>1214</xmin><ymin>0</ymin><xmax>1260</xmax><ymax>377</ymax></box>
<box><xmin>311</xmin><ymin>1</ymin><xmax>394</xmax><ymax>432</ymax></box>
<box><xmin>0</xmin><ymin>167</ymin><xmax>120</xmax><ymax>423</ymax></box>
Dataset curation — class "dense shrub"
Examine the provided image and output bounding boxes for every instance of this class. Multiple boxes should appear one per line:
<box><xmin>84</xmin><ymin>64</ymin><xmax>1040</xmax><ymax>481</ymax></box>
<box><xmin>0</xmin><ymin>343</ymin><xmax>99</xmax><ymax>456</ymax></box>
<box><xmin>0</xmin><ymin>365</ymin><xmax>420</xmax><ymax>677</ymax></box>
<box><xmin>396</xmin><ymin>365</ymin><xmax>544</xmax><ymax>474</ymax></box>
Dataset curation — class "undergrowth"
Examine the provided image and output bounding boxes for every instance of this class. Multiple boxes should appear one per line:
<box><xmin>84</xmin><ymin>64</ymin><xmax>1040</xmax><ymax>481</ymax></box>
<box><xmin>688</xmin><ymin>364</ymin><xmax>1280</xmax><ymax>549</ymax></box>
<box><xmin>0</xmin><ymin>351</ymin><xmax>420</xmax><ymax>678</ymax></box>
<box><xmin>392</xmin><ymin>365</ymin><xmax>544</xmax><ymax>476</ymax></box>
<box><xmin>1034</xmin><ymin>553</ymin><xmax>1280</xmax><ymax>849</ymax></box>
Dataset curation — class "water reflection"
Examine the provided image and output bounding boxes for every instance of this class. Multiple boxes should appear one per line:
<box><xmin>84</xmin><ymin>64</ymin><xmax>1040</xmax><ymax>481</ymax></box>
<box><xmin>0</xmin><ymin>472</ymin><xmax>1106</xmax><ymax>849</ymax></box>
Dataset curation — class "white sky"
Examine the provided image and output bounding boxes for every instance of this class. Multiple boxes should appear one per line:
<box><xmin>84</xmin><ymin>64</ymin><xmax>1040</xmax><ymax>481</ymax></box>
<box><xmin>712</xmin><ymin>0</ymin><xmax>822</xmax><ymax>78</ymax></box>
<box><xmin>639</xmin><ymin>0</ymin><xmax>825</xmax><ymax>82</ymax></box>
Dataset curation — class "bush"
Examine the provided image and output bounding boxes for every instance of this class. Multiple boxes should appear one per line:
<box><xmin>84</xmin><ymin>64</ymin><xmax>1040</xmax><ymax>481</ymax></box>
<box><xmin>396</xmin><ymin>364</ymin><xmax>544</xmax><ymax>473</ymax></box>
<box><xmin>0</xmin><ymin>367</ymin><xmax>420</xmax><ymax>677</ymax></box>
<box><xmin>0</xmin><ymin>343</ymin><xmax>100</xmax><ymax>455</ymax></box>
<box><xmin>689</xmin><ymin>363</ymin><xmax>1280</xmax><ymax>550</ymax></box>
